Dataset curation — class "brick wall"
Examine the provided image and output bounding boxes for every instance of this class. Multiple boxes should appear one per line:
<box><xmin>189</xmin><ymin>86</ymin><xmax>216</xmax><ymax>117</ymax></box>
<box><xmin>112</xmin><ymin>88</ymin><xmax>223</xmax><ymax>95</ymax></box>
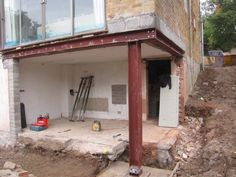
<box><xmin>155</xmin><ymin>0</ymin><xmax>201</xmax><ymax>63</ymax></box>
<box><xmin>178</xmin><ymin>61</ymin><xmax>186</xmax><ymax>122</ymax></box>
<box><xmin>153</xmin><ymin>0</ymin><xmax>201</xmax><ymax>120</ymax></box>
<box><xmin>106</xmin><ymin>0</ymin><xmax>155</xmax><ymax>21</ymax></box>
<box><xmin>191</xmin><ymin>0</ymin><xmax>201</xmax><ymax>63</ymax></box>
<box><xmin>155</xmin><ymin>0</ymin><xmax>189</xmax><ymax>50</ymax></box>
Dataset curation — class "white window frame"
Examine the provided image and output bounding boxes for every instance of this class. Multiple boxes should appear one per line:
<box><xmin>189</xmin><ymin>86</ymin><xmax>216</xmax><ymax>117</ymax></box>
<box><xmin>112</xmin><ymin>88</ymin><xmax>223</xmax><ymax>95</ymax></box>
<box><xmin>2</xmin><ymin>0</ymin><xmax>106</xmax><ymax>49</ymax></box>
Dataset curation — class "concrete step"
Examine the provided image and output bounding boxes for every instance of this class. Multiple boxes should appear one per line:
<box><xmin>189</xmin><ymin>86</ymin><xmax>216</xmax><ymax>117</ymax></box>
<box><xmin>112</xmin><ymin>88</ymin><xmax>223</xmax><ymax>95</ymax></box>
<box><xmin>97</xmin><ymin>161</ymin><xmax>172</xmax><ymax>177</ymax></box>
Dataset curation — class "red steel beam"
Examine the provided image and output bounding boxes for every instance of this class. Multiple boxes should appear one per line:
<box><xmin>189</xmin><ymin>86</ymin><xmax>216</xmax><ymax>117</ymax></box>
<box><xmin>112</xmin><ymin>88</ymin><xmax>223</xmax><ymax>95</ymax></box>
<box><xmin>1</xmin><ymin>28</ymin><xmax>184</xmax><ymax>60</ymax></box>
<box><xmin>128</xmin><ymin>41</ymin><xmax>143</xmax><ymax>176</ymax></box>
<box><xmin>1</xmin><ymin>29</ymin><xmax>156</xmax><ymax>59</ymax></box>
<box><xmin>145</xmin><ymin>30</ymin><xmax>185</xmax><ymax>58</ymax></box>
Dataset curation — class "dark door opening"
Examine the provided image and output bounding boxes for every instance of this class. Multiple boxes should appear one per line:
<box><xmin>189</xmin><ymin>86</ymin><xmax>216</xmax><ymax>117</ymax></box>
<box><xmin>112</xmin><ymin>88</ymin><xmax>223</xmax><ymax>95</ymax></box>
<box><xmin>147</xmin><ymin>60</ymin><xmax>171</xmax><ymax>119</ymax></box>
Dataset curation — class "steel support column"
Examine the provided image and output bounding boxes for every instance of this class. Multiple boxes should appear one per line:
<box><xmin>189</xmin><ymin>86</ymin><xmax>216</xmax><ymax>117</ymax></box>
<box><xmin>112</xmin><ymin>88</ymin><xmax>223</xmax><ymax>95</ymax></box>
<box><xmin>128</xmin><ymin>42</ymin><xmax>142</xmax><ymax>176</ymax></box>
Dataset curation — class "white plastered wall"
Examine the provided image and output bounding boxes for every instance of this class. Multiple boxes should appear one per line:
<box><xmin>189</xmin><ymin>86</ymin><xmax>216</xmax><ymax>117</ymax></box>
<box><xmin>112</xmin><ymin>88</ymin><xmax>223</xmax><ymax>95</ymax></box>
<box><xmin>19</xmin><ymin>59</ymin><xmax>148</xmax><ymax>122</ymax></box>
<box><xmin>72</xmin><ymin>61</ymin><xmax>147</xmax><ymax>120</ymax></box>
<box><xmin>72</xmin><ymin>61</ymin><xmax>129</xmax><ymax>120</ymax></box>
<box><xmin>0</xmin><ymin>58</ymin><xmax>10</xmax><ymax>132</ymax></box>
<box><xmin>19</xmin><ymin>60</ymin><xmax>71</xmax><ymax>124</ymax></box>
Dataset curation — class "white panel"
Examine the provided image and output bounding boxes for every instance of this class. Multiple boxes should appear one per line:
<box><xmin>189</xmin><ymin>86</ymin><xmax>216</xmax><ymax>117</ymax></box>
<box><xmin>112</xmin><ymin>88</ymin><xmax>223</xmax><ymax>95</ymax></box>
<box><xmin>0</xmin><ymin>59</ymin><xmax>10</xmax><ymax>131</ymax></box>
<box><xmin>159</xmin><ymin>75</ymin><xmax>179</xmax><ymax>127</ymax></box>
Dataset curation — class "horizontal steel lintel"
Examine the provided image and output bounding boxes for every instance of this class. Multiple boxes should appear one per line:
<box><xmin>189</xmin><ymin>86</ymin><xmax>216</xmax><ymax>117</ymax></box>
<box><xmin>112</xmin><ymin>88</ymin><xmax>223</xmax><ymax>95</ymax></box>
<box><xmin>2</xmin><ymin>29</ymin><xmax>156</xmax><ymax>59</ymax></box>
<box><xmin>2</xmin><ymin>28</ymin><xmax>184</xmax><ymax>59</ymax></box>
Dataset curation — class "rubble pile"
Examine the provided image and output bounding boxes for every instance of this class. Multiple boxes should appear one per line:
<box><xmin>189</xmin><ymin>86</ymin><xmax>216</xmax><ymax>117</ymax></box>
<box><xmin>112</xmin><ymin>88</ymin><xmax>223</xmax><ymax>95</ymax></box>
<box><xmin>177</xmin><ymin>66</ymin><xmax>236</xmax><ymax>177</ymax></box>
<box><xmin>0</xmin><ymin>161</ymin><xmax>36</xmax><ymax>177</ymax></box>
<box><xmin>175</xmin><ymin>116</ymin><xmax>204</xmax><ymax>162</ymax></box>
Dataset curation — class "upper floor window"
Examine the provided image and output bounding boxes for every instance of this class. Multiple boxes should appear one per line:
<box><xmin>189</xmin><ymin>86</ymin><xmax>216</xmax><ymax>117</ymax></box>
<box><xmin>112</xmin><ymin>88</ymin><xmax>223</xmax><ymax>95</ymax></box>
<box><xmin>2</xmin><ymin>0</ymin><xmax>105</xmax><ymax>48</ymax></box>
<box><xmin>4</xmin><ymin>0</ymin><xmax>20</xmax><ymax>47</ymax></box>
<box><xmin>21</xmin><ymin>0</ymin><xmax>42</xmax><ymax>43</ymax></box>
<box><xmin>74</xmin><ymin>0</ymin><xmax>105</xmax><ymax>33</ymax></box>
<box><xmin>45</xmin><ymin>0</ymin><xmax>71</xmax><ymax>39</ymax></box>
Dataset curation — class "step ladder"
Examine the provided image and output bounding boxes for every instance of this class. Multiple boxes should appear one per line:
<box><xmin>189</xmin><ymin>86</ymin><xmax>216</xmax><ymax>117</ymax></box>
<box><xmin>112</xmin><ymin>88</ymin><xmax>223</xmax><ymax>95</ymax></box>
<box><xmin>70</xmin><ymin>76</ymin><xmax>94</xmax><ymax>122</ymax></box>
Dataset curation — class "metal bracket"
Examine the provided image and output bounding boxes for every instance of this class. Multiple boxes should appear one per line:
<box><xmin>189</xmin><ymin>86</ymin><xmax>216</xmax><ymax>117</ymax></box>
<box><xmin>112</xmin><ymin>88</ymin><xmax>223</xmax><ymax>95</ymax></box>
<box><xmin>69</xmin><ymin>89</ymin><xmax>74</xmax><ymax>96</ymax></box>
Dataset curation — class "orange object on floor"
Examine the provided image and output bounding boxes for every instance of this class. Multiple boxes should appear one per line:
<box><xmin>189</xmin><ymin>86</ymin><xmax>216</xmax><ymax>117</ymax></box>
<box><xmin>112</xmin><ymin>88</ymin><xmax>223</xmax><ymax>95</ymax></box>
<box><xmin>37</xmin><ymin>116</ymin><xmax>49</xmax><ymax>128</ymax></box>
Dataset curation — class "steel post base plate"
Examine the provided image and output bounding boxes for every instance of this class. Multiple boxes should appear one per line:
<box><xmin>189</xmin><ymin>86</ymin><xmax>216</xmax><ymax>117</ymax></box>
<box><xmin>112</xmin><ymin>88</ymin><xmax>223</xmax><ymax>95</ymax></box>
<box><xmin>129</xmin><ymin>166</ymin><xmax>142</xmax><ymax>176</ymax></box>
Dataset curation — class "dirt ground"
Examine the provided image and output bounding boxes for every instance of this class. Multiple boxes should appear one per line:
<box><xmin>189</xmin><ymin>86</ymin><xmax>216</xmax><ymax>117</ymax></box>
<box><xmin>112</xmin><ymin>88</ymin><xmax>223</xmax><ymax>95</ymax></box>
<box><xmin>0</xmin><ymin>148</ymin><xmax>106</xmax><ymax>177</ymax></box>
<box><xmin>177</xmin><ymin>66</ymin><xmax>236</xmax><ymax>177</ymax></box>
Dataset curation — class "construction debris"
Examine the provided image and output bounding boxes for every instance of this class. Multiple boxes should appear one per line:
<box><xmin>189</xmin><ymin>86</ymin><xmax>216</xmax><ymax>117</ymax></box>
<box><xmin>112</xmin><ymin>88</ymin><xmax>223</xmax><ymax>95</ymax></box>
<box><xmin>3</xmin><ymin>161</ymin><xmax>16</xmax><ymax>170</ymax></box>
<box><xmin>177</xmin><ymin>66</ymin><xmax>236</xmax><ymax>177</ymax></box>
<box><xmin>0</xmin><ymin>161</ymin><xmax>36</xmax><ymax>177</ymax></box>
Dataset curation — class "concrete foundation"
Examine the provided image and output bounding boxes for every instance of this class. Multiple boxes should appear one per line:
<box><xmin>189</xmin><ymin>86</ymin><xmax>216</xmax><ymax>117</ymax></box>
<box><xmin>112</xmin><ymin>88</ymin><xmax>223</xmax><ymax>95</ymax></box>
<box><xmin>18</xmin><ymin>118</ymin><xmax>178</xmax><ymax>162</ymax></box>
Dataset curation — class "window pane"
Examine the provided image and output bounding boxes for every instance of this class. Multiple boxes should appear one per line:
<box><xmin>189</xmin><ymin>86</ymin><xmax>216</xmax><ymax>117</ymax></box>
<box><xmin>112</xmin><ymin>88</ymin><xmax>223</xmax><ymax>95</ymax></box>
<box><xmin>4</xmin><ymin>0</ymin><xmax>20</xmax><ymax>47</ymax></box>
<box><xmin>74</xmin><ymin>0</ymin><xmax>105</xmax><ymax>33</ymax></box>
<box><xmin>21</xmin><ymin>0</ymin><xmax>42</xmax><ymax>43</ymax></box>
<box><xmin>46</xmin><ymin>0</ymin><xmax>71</xmax><ymax>39</ymax></box>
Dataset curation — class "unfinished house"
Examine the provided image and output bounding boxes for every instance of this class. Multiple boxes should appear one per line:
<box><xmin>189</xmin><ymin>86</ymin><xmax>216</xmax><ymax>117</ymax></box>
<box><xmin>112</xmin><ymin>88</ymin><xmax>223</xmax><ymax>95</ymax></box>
<box><xmin>0</xmin><ymin>0</ymin><xmax>202</xmax><ymax>175</ymax></box>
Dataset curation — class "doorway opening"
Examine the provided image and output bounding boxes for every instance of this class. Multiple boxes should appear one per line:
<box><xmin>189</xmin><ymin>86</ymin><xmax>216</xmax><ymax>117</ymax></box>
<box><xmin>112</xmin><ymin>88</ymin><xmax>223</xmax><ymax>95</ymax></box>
<box><xmin>147</xmin><ymin>59</ymin><xmax>171</xmax><ymax>120</ymax></box>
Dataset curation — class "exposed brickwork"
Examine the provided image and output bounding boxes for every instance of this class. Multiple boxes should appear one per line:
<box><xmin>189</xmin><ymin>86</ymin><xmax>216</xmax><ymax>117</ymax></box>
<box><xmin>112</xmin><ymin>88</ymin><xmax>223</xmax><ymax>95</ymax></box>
<box><xmin>3</xmin><ymin>59</ymin><xmax>21</xmax><ymax>143</ymax></box>
<box><xmin>191</xmin><ymin>0</ymin><xmax>201</xmax><ymax>63</ymax></box>
<box><xmin>178</xmin><ymin>61</ymin><xmax>186</xmax><ymax>123</ymax></box>
<box><xmin>154</xmin><ymin>0</ymin><xmax>201</xmax><ymax>121</ymax></box>
<box><xmin>106</xmin><ymin>0</ymin><xmax>155</xmax><ymax>21</ymax></box>
<box><xmin>155</xmin><ymin>0</ymin><xmax>189</xmax><ymax>46</ymax></box>
<box><xmin>155</xmin><ymin>0</ymin><xmax>201</xmax><ymax>63</ymax></box>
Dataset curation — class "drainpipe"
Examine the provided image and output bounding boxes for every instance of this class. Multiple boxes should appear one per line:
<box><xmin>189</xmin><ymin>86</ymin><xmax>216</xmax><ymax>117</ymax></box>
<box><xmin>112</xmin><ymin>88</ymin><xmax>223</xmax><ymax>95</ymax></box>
<box><xmin>189</xmin><ymin>0</ymin><xmax>193</xmax><ymax>60</ymax></box>
<box><xmin>188</xmin><ymin>0</ymin><xmax>193</xmax><ymax>88</ymax></box>
<box><xmin>199</xmin><ymin>0</ymin><xmax>204</xmax><ymax>71</ymax></box>
<box><xmin>200</xmin><ymin>17</ymin><xmax>204</xmax><ymax>71</ymax></box>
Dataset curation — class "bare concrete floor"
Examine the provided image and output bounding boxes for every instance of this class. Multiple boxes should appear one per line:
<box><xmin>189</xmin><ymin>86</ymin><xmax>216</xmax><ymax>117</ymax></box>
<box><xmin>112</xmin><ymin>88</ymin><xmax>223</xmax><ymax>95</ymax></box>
<box><xmin>19</xmin><ymin>118</ymin><xmax>174</xmax><ymax>160</ymax></box>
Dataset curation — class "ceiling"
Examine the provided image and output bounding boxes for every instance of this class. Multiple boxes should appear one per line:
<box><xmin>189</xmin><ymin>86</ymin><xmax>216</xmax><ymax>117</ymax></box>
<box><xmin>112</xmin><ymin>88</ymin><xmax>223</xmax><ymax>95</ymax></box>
<box><xmin>21</xmin><ymin>43</ymin><xmax>171</xmax><ymax>64</ymax></box>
